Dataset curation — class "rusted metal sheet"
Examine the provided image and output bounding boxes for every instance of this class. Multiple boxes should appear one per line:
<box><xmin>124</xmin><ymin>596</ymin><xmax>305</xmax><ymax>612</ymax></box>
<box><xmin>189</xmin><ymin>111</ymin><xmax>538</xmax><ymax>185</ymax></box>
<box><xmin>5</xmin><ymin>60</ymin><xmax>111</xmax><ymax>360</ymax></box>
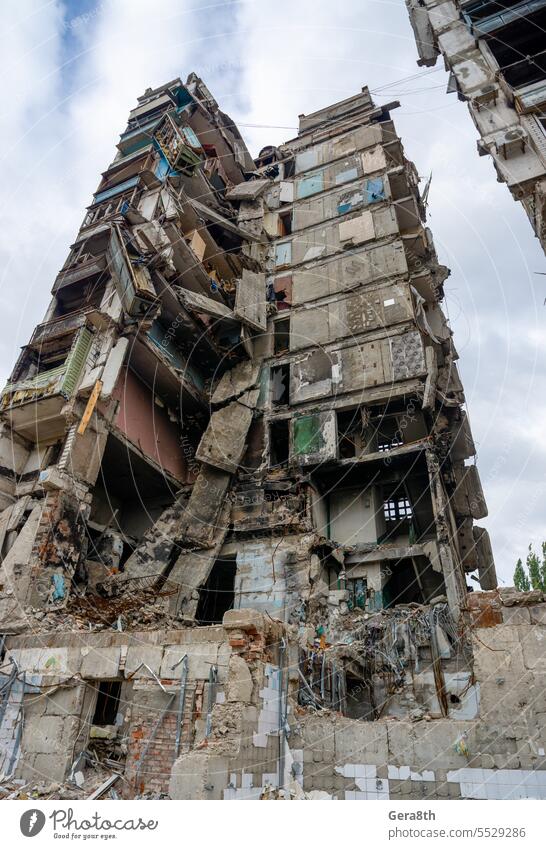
<box><xmin>467</xmin><ymin>590</ymin><xmax>503</xmax><ymax>628</ymax></box>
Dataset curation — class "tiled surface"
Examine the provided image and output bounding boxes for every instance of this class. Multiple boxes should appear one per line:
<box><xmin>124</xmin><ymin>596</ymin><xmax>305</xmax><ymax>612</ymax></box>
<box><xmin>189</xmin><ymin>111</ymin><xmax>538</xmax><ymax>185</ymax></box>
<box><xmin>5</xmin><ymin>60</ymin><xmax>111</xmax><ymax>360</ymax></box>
<box><xmin>447</xmin><ymin>768</ymin><xmax>546</xmax><ymax>800</ymax></box>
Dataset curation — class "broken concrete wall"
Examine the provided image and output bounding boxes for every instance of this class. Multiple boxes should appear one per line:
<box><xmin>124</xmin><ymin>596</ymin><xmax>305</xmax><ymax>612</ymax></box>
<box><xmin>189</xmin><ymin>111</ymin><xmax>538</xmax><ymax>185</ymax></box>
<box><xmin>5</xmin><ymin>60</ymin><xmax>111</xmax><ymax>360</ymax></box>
<box><xmin>3</xmin><ymin>626</ymin><xmax>233</xmax><ymax>794</ymax></box>
<box><xmin>289</xmin><ymin>241</ymin><xmax>408</xmax><ymax>303</ymax></box>
<box><xmin>225</xmin><ymin>534</ymin><xmax>315</xmax><ymax>622</ymax></box>
<box><xmin>289</xmin><ymin>281</ymin><xmax>413</xmax><ymax>349</ymax></box>
<box><xmin>195</xmin><ymin>391</ymin><xmax>258</xmax><ymax>474</ymax></box>
<box><xmin>3</xmin><ymin>591</ymin><xmax>546</xmax><ymax>800</ymax></box>
<box><xmin>289</xmin><ymin>329</ymin><xmax>427</xmax><ymax>404</ymax></box>
<box><xmin>0</xmin><ymin>74</ymin><xmax>506</xmax><ymax>802</ymax></box>
<box><xmin>0</xmin><ymin>425</ymin><xmax>31</xmax><ymax>510</ymax></box>
<box><xmin>166</xmin><ymin>595</ymin><xmax>546</xmax><ymax>800</ymax></box>
<box><xmin>0</xmin><ymin>502</ymin><xmax>43</xmax><ymax>626</ymax></box>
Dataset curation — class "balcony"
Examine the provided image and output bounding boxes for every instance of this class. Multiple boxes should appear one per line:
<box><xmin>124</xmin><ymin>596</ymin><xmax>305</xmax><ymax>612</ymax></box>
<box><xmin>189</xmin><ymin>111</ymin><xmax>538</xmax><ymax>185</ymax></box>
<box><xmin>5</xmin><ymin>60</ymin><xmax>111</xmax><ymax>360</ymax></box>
<box><xmin>0</xmin><ymin>326</ymin><xmax>93</xmax><ymax>441</ymax></box>
<box><xmin>81</xmin><ymin>185</ymin><xmax>142</xmax><ymax>231</ymax></box>
<box><xmin>153</xmin><ymin>114</ymin><xmax>203</xmax><ymax>173</ymax></box>
<box><xmin>28</xmin><ymin>311</ymin><xmax>90</xmax><ymax>348</ymax></box>
<box><xmin>53</xmin><ymin>254</ymin><xmax>107</xmax><ymax>293</ymax></box>
<box><xmin>515</xmin><ymin>79</ymin><xmax>546</xmax><ymax>112</ymax></box>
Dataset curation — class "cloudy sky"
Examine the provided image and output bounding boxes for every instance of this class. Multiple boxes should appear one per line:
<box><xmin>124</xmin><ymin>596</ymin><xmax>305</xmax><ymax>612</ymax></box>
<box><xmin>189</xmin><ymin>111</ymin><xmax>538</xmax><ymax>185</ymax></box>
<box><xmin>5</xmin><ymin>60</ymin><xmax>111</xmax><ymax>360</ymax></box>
<box><xmin>1</xmin><ymin>0</ymin><xmax>545</xmax><ymax>583</ymax></box>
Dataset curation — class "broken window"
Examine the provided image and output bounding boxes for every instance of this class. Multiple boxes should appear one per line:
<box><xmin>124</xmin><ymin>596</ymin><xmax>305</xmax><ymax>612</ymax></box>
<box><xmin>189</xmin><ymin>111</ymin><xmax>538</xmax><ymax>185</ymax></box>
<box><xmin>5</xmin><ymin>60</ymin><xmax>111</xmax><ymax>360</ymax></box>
<box><xmin>82</xmin><ymin>186</ymin><xmax>141</xmax><ymax>229</ymax></box>
<box><xmin>383</xmin><ymin>557</ymin><xmax>445</xmax><ymax>607</ymax></box>
<box><xmin>346</xmin><ymin>576</ymin><xmax>367</xmax><ymax>610</ymax></box>
<box><xmin>91</xmin><ymin>433</ymin><xmax>177</xmax><ymax>546</ymax></box>
<box><xmin>344</xmin><ymin>673</ymin><xmax>374</xmax><ymax>721</ymax></box>
<box><xmin>269</xmin><ymin>419</ymin><xmax>290</xmax><ymax>466</ymax></box>
<box><xmin>271</xmin><ymin>364</ymin><xmax>289</xmax><ymax>406</ymax></box>
<box><xmin>282</xmin><ymin>157</ymin><xmax>295</xmax><ymax>179</ymax></box>
<box><xmin>272</xmin><ymin>274</ymin><xmax>293</xmax><ymax>310</ymax></box>
<box><xmin>195</xmin><ymin>556</ymin><xmax>237</xmax><ymax>624</ymax></box>
<box><xmin>274</xmin><ymin>318</ymin><xmax>290</xmax><ymax>354</ymax></box>
<box><xmin>92</xmin><ymin>680</ymin><xmax>122</xmax><ymax>726</ymax></box>
<box><xmin>383</xmin><ymin>495</ymin><xmax>413</xmax><ymax>522</ymax></box>
<box><xmin>337</xmin><ymin>408</ymin><xmax>371</xmax><ymax>458</ymax></box>
<box><xmin>241</xmin><ymin>418</ymin><xmax>266</xmax><ymax>473</ymax></box>
<box><xmin>53</xmin><ymin>276</ymin><xmax>108</xmax><ymax>317</ymax></box>
<box><xmin>278</xmin><ymin>210</ymin><xmax>293</xmax><ymax>236</ymax></box>
<box><xmin>376</xmin><ymin>417</ymin><xmax>404</xmax><ymax>452</ymax></box>
<box><xmin>34</xmin><ymin>344</ymin><xmax>73</xmax><ymax>375</ymax></box>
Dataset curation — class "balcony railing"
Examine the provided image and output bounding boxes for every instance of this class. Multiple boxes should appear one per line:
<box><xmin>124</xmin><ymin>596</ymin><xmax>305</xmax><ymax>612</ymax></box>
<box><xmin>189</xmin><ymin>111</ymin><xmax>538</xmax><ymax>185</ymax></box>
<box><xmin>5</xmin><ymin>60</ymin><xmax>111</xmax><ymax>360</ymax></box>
<box><xmin>153</xmin><ymin>114</ymin><xmax>203</xmax><ymax>172</ymax></box>
<box><xmin>515</xmin><ymin>79</ymin><xmax>546</xmax><ymax>112</ymax></box>
<box><xmin>0</xmin><ymin>327</ymin><xmax>93</xmax><ymax>411</ymax></box>
<box><xmin>29</xmin><ymin>311</ymin><xmax>89</xmax><ymax>348</ymax></box>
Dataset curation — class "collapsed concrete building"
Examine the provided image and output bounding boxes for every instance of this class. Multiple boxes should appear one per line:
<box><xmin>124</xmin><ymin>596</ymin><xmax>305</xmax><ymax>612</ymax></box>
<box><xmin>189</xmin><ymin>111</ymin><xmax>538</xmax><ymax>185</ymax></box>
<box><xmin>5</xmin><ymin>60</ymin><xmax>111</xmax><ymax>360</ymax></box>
<box><xmin>0</xmin><ymin>73</ymin><xmax>544</xmax><ymax>802</ymax></box>
<box><xmin>405</xmin><ymin>0</ymin><xmax>546</xmax><ymax>254</ymax></box>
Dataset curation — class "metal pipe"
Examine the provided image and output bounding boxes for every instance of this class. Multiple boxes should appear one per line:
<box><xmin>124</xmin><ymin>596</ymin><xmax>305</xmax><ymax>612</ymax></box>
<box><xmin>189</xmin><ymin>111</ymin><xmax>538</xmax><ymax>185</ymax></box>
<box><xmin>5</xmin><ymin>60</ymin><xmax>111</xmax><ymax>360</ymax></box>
<box><xmin>428</xmin><ymin>608</ymin><xmax>448</xmax><ymax>716</ymax></box>
<box><xmin>172</xmin><ymin>655</ymin><xmax>188</xmax><ymax>757</ymax></box>
<box><xmin>278</xmin><ymin>639</ymin><xmax>286</xmax><ymax>789</ymax></box>
<box><xmin>126</xmin><ymin>662</ymin><xmax>168</xmax><ymax>694</ymax></box>
<box><xmin>320</xmin><ymin>652</ymin><xmax>326</xmax><ymax>700</ymax></box>
<box><xmin>205</xmin><ymin>665</ymin><xmax>218</xmax><ymax>738</ymax></box>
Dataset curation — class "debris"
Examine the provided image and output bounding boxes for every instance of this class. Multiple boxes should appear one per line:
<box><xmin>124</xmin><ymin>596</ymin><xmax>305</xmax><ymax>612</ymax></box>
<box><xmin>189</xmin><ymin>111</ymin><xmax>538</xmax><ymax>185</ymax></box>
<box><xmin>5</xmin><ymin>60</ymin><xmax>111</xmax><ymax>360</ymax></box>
<box><xmin>87</xmin><ymin>774</ymin><xmax>120</xmax><ymax>800</ymax></box>
<box><xmin>0</xmin><ymin>68</ymin><xmax>520</xmax><ymax>805</ymax></box>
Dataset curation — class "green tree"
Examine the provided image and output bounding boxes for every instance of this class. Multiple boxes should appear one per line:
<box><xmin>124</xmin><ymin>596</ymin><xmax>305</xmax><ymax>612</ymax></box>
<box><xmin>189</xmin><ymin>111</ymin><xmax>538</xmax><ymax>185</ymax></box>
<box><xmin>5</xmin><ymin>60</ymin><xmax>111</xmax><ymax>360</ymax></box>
<box><xmin>527</xmin><ymin>544</ymin><xmax>544</xmax><ymax>591</ymax></box>
<box><xmin>514</xmin><ymin>557</ymin><xmax>530</xmax><ymax>592</ymax></box>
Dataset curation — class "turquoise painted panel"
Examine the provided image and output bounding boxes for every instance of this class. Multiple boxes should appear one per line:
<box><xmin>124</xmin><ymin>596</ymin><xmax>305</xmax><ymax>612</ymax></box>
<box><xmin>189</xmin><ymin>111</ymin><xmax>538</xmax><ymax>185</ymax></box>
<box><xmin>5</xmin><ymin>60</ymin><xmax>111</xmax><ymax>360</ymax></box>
<box><xmin>154</xmin><ymin>152</ymin><xmax>171</xmax><ymax>180</ymax></box>
<box><xmin>275</xmin><ymin>241</ymin><xmax>292</xmax><ymax>267</ymax></box>
<box><xmin>335</xmin><ymin>166</ymin><xmax>358</xmax><ymax>185</ymax></box>
<box><xmin>172</xmin><ymin>85</ymin><xmax>193</xmax><ymax>109</ymax></box>
<box><xmin>181</xmin><ymin>125</ymin><xmax>201</xmax><ymax>148</ymax></box>
<box><xmin>93</xmin><ymin>176</ymin><xmax>140</xmax><ymax>204</ymax></box>
<box><xmin>296</xmin><ymin>171</ymin><xmax>324</xmax><ymax>199</ymax></box>
<box><xmin>365</xmin><ymin>177</ymin><xmax>385</xmax><ymax>203</ymax></box>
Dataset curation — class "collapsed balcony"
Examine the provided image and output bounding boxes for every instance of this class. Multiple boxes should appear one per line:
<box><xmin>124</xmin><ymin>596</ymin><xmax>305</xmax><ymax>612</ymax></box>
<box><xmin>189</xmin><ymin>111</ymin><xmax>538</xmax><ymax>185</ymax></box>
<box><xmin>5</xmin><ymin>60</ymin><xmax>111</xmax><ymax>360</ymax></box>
<box><xmin>0</xmin><ymin>325</ymin><xmax>94</xmax><ymax>441</ymax></box>
<box><xmin>83</xmin><ymin>430</ymin><xmax>185</xmax><ymax>586</ymax></box>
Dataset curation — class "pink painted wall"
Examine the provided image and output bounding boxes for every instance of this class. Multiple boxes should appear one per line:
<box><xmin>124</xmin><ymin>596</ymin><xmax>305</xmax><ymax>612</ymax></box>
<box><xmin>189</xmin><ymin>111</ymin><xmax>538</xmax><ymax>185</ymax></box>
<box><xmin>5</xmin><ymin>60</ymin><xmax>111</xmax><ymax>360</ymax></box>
<box><xmin>113</xmin><ymin>367</ymin><xmax>186</xmax><ymax>481</ymax></box>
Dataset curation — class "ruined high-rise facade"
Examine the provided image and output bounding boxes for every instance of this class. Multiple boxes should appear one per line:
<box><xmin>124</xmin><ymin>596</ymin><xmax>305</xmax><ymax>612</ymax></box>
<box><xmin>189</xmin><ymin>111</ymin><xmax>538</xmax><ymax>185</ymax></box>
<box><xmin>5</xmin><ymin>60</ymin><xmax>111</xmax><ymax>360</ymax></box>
<box><xmin>0</xmin><ymin>75</ymin><xmax>545</xmax><ymax>802</ymax></box>
<box><xmin>405</xmin><ymin>0</ymin><xmax>546</xmax><ymax>255</ymax></box>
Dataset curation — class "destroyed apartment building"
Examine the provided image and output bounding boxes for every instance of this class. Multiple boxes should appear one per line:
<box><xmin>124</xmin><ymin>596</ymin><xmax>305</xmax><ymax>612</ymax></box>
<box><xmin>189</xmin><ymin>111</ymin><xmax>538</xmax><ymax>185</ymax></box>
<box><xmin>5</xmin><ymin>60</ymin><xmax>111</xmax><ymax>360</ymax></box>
<box><xmin>0</xmin><ymin>73</ymin><xmax>545</xmax><ymax>802</ymax></box>
<box><xmin>405</xmin><ymin>0</ymin><xmax>546</xmax><ymax>255</ymax></box>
